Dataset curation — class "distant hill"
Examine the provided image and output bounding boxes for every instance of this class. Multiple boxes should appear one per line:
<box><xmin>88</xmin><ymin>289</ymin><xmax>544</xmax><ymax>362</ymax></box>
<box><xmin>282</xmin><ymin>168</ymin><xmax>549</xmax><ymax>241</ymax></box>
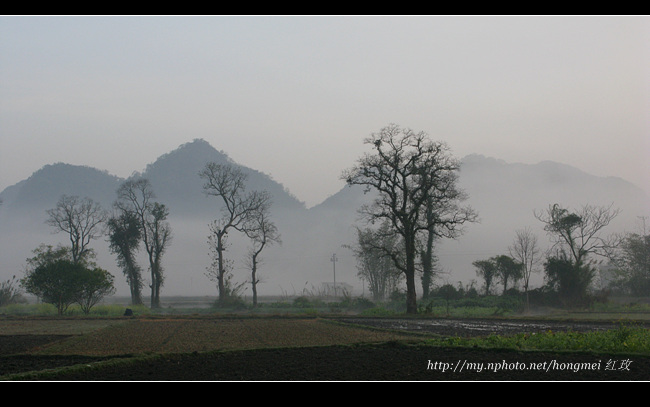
<box><xmin>0</xmin><ymin>139</ymin><xmax>306</xmax><ymax>222</ymax></box>
<box><xmin>307</xmin><ymin>154</ymin><xmax>650</xmax><ymax>290</ymax></box>
<box><xmin>137</xmin><ymin>139</ymin><xmax>306</xmax><ymax>219</ymax></box>
<box><xmin>1</xmin><ymin>142</ymin><xmax>648</xmax><ymax>299</ymax></box>
<box><xmin>0</xmin><ymin>162</ymin><xmax>122</xmax><ymax>217</ymax></box>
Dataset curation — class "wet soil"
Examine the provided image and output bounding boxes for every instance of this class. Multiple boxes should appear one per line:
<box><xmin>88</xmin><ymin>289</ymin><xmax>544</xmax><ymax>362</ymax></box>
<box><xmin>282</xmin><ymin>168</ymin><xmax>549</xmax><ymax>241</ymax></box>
<box><xmin>2</xmin><ymin>317</ymin><xmax>649</xmax><ymax>381</ymax></box>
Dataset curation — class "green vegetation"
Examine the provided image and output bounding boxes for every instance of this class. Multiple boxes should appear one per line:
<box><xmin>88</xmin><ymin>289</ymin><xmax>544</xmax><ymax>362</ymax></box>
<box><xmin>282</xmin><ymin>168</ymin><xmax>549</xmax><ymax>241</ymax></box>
<box><xmin>0</xmin><ymin>302</ymin><xmax>151</xmax><ymax>317</ymax></box>
<box><xmin>3</xmin><ymin>291</ymin><xmax>649</xmax><ymax>320</ymax></box>
<box><xmin>428</xmin><ymin>324</ymin><xmax>650</xmax><ymax>356</ymax></box>
<box><xmin>21</xmin><ymin>259</ymin><xmax>115</xmax><ymax>315</ymax></box>
<box><xmin>1</xmin><ymin>295</ymin><xmax>649</xmax><ymax>366</ymax></box>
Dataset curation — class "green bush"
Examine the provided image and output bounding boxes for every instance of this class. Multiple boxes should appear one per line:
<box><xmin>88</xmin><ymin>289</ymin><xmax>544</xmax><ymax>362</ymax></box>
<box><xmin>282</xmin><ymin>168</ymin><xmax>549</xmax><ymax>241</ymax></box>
<box><xmin>292</xmin><ymin>296</ymin><xmax>313</xmax><ymax>308</ymax></box>
<box><xmin>350</xmin><ymin>297</ymin><xmax>376</xmax><ymax>310</ymax></box>
<box><xmin>427</xmin><ymin>324</ymin><xmax>650</xmax><ymax>355</ymax></box>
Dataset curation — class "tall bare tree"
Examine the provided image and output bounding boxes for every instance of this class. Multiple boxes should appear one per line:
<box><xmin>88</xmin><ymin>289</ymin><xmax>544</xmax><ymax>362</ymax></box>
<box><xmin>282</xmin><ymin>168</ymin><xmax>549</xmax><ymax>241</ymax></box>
<box><xmin>200</xmin><ymin>162</ymin><xmax>271</xmax><ymax>305</ymax></box>
<box><xmin>346</xmin><ymin>222</ymin><xmax>404</xmax><ymax>301</ymax></box>
<box><xmin>244</xmin><ymin>199</ymin><xmax>281</xmax><ymax>307</ymax></box>
<box><xmin>342</xmin><ymin>124</ymin><xmax>478</xmax><ymax>313</ymax></box>
<box><xmin>46</xmin><ymin>195</ymin><xmax>107</xmax><ymax>265</ymax></box>
<box><xmin>509</xmin><ymin>227</ymin><xmax>542</xmax><ymax>311</ymax></box>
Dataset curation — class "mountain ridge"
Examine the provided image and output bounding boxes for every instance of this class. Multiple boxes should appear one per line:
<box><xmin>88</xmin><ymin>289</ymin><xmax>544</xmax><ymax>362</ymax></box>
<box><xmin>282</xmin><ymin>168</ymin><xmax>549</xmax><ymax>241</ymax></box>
<box><xmin>1</xmin><ymin>142</ymin><xmax>647</xmax><ymax>215</ymax></box>
<box><xmin>1</xmin><ymin>140</ymin><xmax>648</xmax><ymax>298</ymax></box>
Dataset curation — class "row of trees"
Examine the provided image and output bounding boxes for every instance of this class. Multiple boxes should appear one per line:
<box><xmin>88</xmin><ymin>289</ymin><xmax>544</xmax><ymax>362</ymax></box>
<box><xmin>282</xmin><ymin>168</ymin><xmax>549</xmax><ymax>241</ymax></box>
<box><xmin>16</xmin><ymin>161</ymin><xmax>281</xmax><ymax>311</ymax></box>
<box><xmin>471</xmin><ymin>204</ymin><xmax>650</xmax><ymax>309</ymax></box>
<box><xmin>344</xmin><ymin>124</ymin><xmax>649</xmax><ymax>313</ymax></box>
<box><xmin>109</xmin><ymin>179</ymin><xmax>172</xmax><ymax>308</ymax></box>
<box><xmin>611</xmin><ymin>225</ymin><xmax>650</xmax><ymax>296</ymax></box>
<box><xmin>199</xmin><ymin>162</ymin><xmax>281</xmax><ymax>307</ymax></box>
<box><xmin>19</xmin><ymin>179</ymin><xmax>173</xmax><ymax>310</ymax></box>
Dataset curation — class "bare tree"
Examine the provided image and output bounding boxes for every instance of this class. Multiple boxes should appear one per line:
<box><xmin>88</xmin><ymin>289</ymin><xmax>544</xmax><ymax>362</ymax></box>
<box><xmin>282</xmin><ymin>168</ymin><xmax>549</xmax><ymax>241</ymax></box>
<box><xmin>534</xmin><ymin>203</ymin><xmax>621</xmax><ymax>266</ymax></box>
<box><xmin>115</xmin><ymin>179</ymin><xmax>172</xmax><ymax>308</ymax></box>
<box><xmin>244</xmin><ymin>199</ymin><xmax>281</xmax><ymax>307</ymax></box>
<box><xmin>535</xmin><ymin>203</ymin><xmax>620</xmax><ymax>305</ymax></box>
<box><xmin>509</xmin><ymin>227</ymin><xmax>542</xmax><ymax>311</ymax></box>
<box><xmin>200</xmin><ymin>162</ymin><xmax>271</xmax><ymax>305</ymax></box>
<box><xmin>46</xmin><ymin>195</ymin><xmax>107</xmax><ymax>265</ymax></box>
<box><xmin>345</xmin><ymin>222</ymin><xmax>404</xmax><ymax>301</ymax></box>
<box><xmin>342</xmin><ymin>124</ymin><xmax>478</xmax><ymax>313</ymax></box>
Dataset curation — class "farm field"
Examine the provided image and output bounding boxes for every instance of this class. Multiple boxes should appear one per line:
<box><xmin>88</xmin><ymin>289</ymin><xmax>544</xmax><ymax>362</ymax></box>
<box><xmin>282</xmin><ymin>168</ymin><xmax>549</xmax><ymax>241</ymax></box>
<box><xmin>1</xmin><ymin>314</ymin><xmax>649</xmax><ymax>381</ymax></box>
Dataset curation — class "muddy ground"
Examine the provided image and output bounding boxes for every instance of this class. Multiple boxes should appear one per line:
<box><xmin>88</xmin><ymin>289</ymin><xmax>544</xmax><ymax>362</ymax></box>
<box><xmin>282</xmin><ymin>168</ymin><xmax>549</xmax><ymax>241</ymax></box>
<box><xmin>2</xmin><ymin>317</ymin><xmax>649</xmax><ymax>381</ymax></box>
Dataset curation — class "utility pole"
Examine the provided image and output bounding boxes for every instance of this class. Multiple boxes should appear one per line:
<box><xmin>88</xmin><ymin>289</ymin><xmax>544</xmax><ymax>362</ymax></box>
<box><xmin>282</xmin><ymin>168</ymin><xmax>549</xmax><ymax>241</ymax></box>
<box><xmin>330</xmin><ymin>253</ymin><xmax>338</xmax><ymax>297</ymax></box>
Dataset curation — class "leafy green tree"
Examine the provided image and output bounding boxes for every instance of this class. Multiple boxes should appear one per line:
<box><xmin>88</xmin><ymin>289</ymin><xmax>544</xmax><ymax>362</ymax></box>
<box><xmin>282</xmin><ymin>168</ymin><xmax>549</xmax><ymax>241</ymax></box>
<box><xmin>107</xmin><ymin>210</ymin><xmax>143</xmax><ymax>305</ymax></box>
<box><xmin>544</xmin><ymin>253</ymin><xmax>595</xmax><ymax>307</ymax></box>
<box><xmin>22</xmin><ymin>259</ymin><xmax>81</xmax><ymax>314</ymax></box>
<box><xmin>473</xmin><ymin>259</ymin><xmax>497</xmax><ymax>295</ymax></box>
<box><xmin>21</xmin><ymin>259</ymin><xmax>114</xmax><ymax>314</ymax></box>
<box><xmin>146</xmin><ymin>202</ymin><xmax>172</xmax><ymax>308</ymax></box>
<box><xmin>76</xmin><ymin>267</ymin><xmax>116</xmax><ymax>314</ymax></box>
<box><xmin>342</xmin><ymin>124</ymin><xmax>477</xmax><ymax>313</ymax></box>
<box><xmin>494</xmin><ymin>255</ymin><xmax>523</xmax><ymax>295</ymax></box>
<box><xmin>115</xmin><ymin>179</ymin><xmax>172</xmax><ymax>308</ymax></box>
<box><xmin>613</xmin><ymin>230</ymin><xmax>650</xmax><ymax>296</ymax></box>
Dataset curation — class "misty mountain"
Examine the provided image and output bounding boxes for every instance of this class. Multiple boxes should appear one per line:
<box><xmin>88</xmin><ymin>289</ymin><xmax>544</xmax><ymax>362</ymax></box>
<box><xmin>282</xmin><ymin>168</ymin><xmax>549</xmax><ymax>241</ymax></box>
<box><xmin>136</xmin><ymin>139</ymin><xmax>306</xmax><ymax>219</ymax></box>
<box><xmin>307</xmin><ymin>154</ymin><xmax>650</xmax><ymax>290</ymax></box>
<box><xmin>0</xmin><ymin>139</ymin><xmax>315</xmax><ymax>298</ymax></box>
<box><xmin>0</xmin><ymin>163</ymin><xmax>122</xmax><ymax>218</ymax></box>
<box><xmin>1</xmin><ymin>141</ymin><xmax>648</xmax><ymax>299</ymax></box>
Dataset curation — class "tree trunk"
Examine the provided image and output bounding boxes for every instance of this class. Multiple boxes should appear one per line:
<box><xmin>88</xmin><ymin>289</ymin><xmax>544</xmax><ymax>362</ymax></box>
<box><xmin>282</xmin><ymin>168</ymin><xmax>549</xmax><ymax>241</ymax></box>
<box><xmin>217</xmin><ymin>233</ymin><xmax>225</xmax><ymax>304</ymax></box>
<box><xmin>405</xmin><ymin>235</ymin><xmax>418</xmax><ymax>314</ymax></box>
<box><xmin>252</xmin><ymin>269</ymin><xmax>258</xmax><ymax>307</ymax></box>
<box><xmin>421</xmin><ymin>236</ymin><xmax>434</xmax><ymax>299</ymax></box>
<box><xmin>130</xmin><ymin>282</ymin><xmax>142</xmax><ymax>306</ymax></box>
<box><xmin>124</xmin><ymin>256</ymin><xmax>143</xmax><ymax>306</ymax></box>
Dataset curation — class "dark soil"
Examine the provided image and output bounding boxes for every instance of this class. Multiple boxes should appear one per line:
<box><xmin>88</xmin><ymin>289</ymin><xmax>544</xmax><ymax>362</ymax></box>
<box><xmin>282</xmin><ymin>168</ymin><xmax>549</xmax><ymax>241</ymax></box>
<box><xmin>2</xmin><ymin>318</ymin><xmax>649</xmax><ymax>381</ymax></box>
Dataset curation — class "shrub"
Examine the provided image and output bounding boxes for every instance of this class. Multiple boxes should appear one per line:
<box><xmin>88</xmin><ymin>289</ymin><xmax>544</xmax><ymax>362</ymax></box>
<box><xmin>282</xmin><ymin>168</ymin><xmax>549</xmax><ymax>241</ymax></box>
<box><xmin>0</xmin><ymin>275</ymin><xmax>25</xmax><ymax>306</ymax></box>
<box><xmin>292</xmin><ymin>296</ymin><xmax>313</xmax><ymax>308</ymax></box>
<box><xmin>22</xmin><ymin>260</ymin><xmax>116</xmax><ymax>315</ymax></box>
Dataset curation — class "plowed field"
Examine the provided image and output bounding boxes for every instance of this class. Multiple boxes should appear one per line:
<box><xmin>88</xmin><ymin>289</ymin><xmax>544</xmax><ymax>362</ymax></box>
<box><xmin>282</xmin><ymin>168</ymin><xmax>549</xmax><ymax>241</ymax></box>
<box><xmin>1</xmin><ymin>315</ymin><xmax>648</xmax><ymax>381</ymax></box>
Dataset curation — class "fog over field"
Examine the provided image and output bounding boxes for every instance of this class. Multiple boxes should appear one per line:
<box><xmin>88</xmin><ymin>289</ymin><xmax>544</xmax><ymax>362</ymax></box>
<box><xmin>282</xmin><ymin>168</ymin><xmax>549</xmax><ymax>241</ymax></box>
<box><xmin>1</xmin><ymin>16</ymin><xmax>648</xmax><ymax>299</ymax></box>
<box><xmin>1</xmin><ymin>139</ymin><xmax>648</xmax><ymax>298</ymax></box>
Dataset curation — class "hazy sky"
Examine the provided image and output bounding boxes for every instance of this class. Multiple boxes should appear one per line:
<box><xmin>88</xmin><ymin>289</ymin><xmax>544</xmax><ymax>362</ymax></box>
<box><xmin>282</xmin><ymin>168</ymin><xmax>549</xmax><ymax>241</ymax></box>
<box><xmin>1</xmin><ymin>15</ymin><xmax>648</xmax><ymax>207</ymax></box>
